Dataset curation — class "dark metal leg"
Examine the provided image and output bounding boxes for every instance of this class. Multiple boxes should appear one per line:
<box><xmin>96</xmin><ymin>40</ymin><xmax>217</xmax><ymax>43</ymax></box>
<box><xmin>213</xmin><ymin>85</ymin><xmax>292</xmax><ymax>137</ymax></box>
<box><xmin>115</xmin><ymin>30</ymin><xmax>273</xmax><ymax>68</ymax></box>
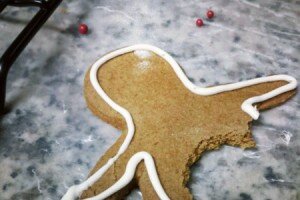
<box><xmin>0</xmin><ymin>4</ymin><xmax>7</xmax><ymax>13</ymax></box>
<box><xmin>0</xmin><ymin>2</ymin><xmax>7</xmax><ymax>114</ymax></box>
<box><xmin>0</xmin><ymin>63</ymin><xmax>7</xmax><ymax>114</ymax></box>
<box><xmin>0</xmin><ymin>0</ymin><xmax>63</xmax><ymax>115</ymax></box>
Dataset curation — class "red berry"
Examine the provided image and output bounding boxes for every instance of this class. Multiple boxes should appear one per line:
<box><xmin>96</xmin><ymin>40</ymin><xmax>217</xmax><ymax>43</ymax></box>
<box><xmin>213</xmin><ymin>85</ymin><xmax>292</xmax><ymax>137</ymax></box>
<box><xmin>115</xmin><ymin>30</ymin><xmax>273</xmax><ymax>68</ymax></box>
<box><xmin>207</xmin><ymin>10</ymin><xmax>214</xmax><ymax>19</ymax></box>
<box><xmin>79</xmin><ymin>23</ymin><xmax>88</xmax><ymax>34</ymax></box>
<box><xmin>196</xmin><ymin>18</ymin><xmax>204</xmax><ymax>27</ymax></box>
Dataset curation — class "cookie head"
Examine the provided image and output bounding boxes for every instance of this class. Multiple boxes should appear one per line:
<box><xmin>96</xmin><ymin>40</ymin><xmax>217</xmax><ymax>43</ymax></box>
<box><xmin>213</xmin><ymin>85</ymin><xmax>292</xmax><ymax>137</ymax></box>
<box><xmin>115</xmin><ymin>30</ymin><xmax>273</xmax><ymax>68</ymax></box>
<box><xmin>84</xmin><ymin>49</ymin><xmax>197</xmax><ymax>130</ymax></box>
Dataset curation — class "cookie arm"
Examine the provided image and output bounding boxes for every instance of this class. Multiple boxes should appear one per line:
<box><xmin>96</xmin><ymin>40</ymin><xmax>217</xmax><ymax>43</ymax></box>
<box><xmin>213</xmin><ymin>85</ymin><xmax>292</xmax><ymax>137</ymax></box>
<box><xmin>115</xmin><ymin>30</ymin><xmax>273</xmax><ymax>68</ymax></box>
<box><xmin>240</xmin><ymin>77</ymin><xmax>297</xmax><ymax>119</ymax></box>
<box><xmin>198</xmin><ymin>75</ymin><xmax>297</xmax><ymax>120</ymax></box>
<box><xmin>225</xmin><ymin>78</ymin><xmax>297</xmax><ymax>119</ymax></box>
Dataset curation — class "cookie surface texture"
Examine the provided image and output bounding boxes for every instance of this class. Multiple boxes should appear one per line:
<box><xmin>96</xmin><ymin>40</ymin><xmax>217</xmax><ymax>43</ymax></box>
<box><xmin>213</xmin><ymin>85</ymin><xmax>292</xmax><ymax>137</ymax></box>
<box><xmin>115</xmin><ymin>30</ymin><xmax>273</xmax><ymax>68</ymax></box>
<box><xmin>81</xmin><ymin>45</ymin><xmax>296</xmax><ymax>200</ymax></box>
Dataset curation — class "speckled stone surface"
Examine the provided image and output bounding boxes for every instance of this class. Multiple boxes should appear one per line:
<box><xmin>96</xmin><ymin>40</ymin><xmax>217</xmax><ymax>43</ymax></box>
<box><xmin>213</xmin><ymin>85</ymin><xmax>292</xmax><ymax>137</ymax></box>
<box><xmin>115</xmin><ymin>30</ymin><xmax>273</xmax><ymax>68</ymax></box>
<box><xmin>0</xmin><ymin>0</ymin><xmax>299</xmax><ymax>199</ymax></box>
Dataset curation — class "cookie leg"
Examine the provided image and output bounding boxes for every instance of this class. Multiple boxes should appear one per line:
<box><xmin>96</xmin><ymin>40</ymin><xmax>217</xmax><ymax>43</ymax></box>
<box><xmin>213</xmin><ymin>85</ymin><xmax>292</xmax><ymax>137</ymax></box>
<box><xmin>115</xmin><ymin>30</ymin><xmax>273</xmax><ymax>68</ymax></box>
<box><xmin>137</xmin><ymin>165</ymin><xmax>192</xmax><ymax>200</ymax></box>
<box><xmin>138</xmin><ymin>173</ymin><xmax>160</xmax><ymax>200</ymax></box>
<box><xmin>81</xmin><ymin>165</ymin><xmax>131</xmax><ymax>200</ymax></box>
<box><xmin>81</xmin><ymin>133</ymin><xmax>136</xmax><ymax>199</ymax></box>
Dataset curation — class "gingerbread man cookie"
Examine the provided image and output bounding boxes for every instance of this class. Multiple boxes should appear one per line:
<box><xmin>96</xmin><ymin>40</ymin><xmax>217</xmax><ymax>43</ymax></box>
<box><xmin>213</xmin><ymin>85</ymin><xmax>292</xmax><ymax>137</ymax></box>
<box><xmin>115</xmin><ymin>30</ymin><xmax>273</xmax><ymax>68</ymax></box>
<box><xmin>62</xmin><ymin>44</ymin><xmax>297</xmax><ymax>200</ymax></box>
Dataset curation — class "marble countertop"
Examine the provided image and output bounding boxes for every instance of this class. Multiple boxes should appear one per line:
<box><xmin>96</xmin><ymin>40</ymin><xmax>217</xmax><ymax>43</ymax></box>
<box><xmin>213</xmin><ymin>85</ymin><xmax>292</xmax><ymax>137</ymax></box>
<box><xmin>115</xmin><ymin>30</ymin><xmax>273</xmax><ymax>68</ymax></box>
<box><xmin>0</xmin><ymin>0</ymin><xmax>299</xmax><ymax>199</ymax></box>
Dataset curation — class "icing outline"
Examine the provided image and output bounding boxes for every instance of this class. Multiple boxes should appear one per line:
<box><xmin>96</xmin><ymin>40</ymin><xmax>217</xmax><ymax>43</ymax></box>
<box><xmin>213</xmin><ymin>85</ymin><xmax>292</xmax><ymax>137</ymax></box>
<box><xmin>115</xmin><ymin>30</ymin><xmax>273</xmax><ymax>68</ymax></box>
<box><xmin>62</xmin><ymin>44</ymin><xmax>297</xmax><ymax>200</ymax></box>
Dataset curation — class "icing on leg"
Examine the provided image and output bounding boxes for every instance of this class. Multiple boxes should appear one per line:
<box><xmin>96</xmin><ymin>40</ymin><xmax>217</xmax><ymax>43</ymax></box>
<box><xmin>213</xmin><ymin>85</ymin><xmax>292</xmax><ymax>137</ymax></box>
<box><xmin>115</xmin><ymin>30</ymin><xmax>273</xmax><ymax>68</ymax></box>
<box><xmin>85</xmin><ymin>152</ymin><xmax>169</xmax><ymax>200</ymax></box>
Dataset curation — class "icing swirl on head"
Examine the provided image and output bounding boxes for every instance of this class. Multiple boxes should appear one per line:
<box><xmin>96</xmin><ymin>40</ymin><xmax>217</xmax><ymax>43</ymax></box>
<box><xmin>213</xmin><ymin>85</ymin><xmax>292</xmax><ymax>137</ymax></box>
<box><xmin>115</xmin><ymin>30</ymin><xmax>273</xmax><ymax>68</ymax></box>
<box><xmin>62</xmin><ymin>44</ymin><xmax>297</xmax><ymax>200</ymax></box>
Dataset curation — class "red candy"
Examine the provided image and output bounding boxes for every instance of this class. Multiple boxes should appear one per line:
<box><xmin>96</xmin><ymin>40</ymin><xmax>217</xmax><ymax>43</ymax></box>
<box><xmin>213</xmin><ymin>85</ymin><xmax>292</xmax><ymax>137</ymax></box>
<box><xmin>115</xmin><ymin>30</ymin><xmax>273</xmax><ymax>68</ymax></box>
<box><xmin>78</xmin><ymin>23</ymin><xmax>88</xmax><ymax>35</ymax></box>
<box><xmin>196</xmin><ymin>18</ymin><xmax>204</xmax><ymax>27</ymax></box>
<box><xmin>207</xmin><ymin>10</ymin><xmax>214</xmax><ymax>19</ymax></box>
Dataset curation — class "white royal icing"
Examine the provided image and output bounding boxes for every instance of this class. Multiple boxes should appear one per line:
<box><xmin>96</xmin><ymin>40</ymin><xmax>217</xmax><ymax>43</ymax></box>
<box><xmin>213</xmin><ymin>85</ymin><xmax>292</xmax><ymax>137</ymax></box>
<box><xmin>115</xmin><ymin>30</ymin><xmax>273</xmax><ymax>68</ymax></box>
<box><xmin>62</xmin><ymin>44</ymin><xmax>297</xmax><ymax>200</ymax></box>
<box><xmin>134</xmin><ymin>49</ymin><xmax>152</xmax><ymax>59</ymax></box>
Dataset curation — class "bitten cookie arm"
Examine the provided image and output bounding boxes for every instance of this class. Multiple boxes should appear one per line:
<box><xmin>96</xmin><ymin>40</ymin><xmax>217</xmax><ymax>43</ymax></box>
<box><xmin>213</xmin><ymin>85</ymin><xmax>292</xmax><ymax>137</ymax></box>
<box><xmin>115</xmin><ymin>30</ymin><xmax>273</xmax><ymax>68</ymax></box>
<box><xmin>218</xmin><ymin>81</ymin><xmax>296</xmax><ymax>149</ymax></box>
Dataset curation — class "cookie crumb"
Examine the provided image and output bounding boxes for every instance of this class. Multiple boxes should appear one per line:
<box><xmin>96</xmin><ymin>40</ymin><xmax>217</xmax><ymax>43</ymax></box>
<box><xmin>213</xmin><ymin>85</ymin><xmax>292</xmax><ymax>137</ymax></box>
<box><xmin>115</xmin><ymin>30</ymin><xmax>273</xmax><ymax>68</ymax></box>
<box><xmin>137</xmin><ymin>61</ymin><xmax>150</xmax><ymax>71</ymax></box>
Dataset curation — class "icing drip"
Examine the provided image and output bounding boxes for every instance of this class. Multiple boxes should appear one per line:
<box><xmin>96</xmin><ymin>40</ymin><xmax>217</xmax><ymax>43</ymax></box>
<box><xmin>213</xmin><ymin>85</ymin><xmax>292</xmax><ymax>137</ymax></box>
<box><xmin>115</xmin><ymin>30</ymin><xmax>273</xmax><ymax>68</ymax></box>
<box><xmin>62</xmin><ymin>44</ymin><xmax>297</xmax><ymax>200</ymax></box>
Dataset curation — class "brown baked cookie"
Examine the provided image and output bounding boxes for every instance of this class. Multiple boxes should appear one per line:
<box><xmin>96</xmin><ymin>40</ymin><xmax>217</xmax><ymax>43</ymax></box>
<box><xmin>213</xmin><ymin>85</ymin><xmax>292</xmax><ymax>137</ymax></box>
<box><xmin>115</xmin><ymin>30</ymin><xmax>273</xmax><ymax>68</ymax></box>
<box><xmin>81</xmin><ymin>47</ymin><xmax>296</xmax><ymax>200</ymax></box>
